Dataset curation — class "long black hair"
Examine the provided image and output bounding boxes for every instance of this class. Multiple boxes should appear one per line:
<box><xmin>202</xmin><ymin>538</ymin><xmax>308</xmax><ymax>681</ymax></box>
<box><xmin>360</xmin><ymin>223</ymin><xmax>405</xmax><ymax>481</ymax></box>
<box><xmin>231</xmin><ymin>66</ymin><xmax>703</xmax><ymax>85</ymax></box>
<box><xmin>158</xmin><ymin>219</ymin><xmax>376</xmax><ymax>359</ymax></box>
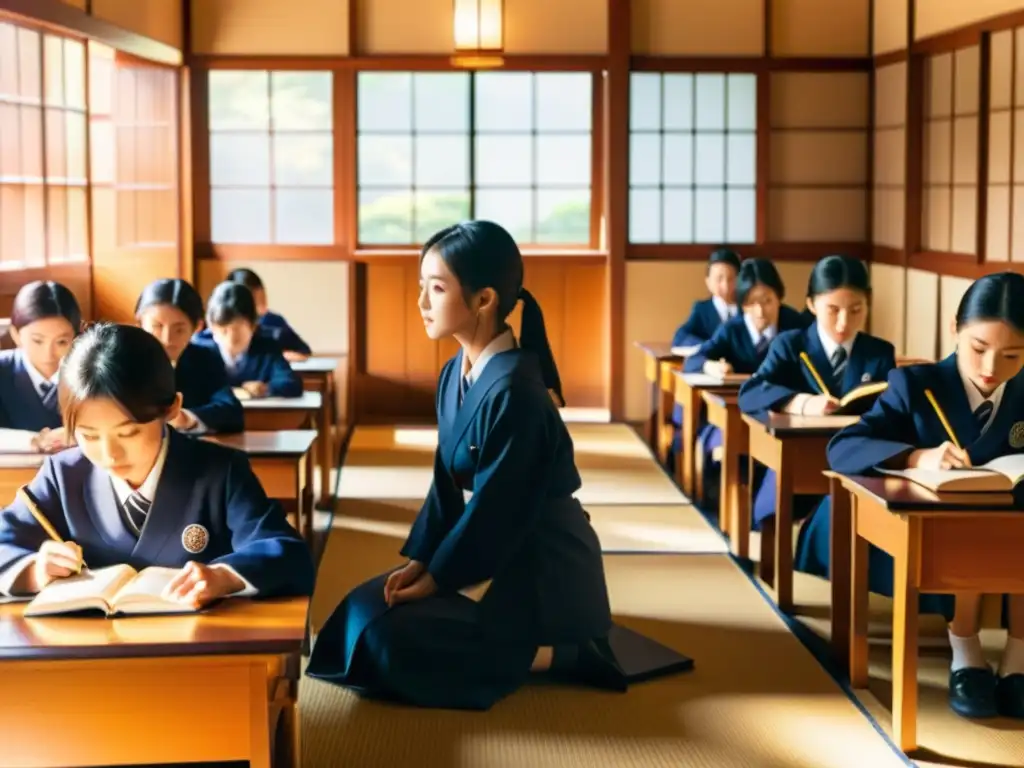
<box><xmin>135</xmin><ymin>279</ymin><xmax>205</xmax><ymax>327</ymax></box>
<box><xmin>736</xmin><ymin>258</ymin><xmax>785</xmax><ymax>306</ymax></box>
<box><xmin>422</xmin><ymin>220</ymin><xmax>564</xmax><ymax>405</ymax></box>
<box><xmin>807</xmin><ymin>255</ymin><xmax>871</xmax><ymax>299</ymax></box>
<box><xmin>955</xmin><ymin>272</ymin><xmax>1024</xmax><ymax>332</ymax></box>
<box><xmin>206</xmin><ymin>281</ymin><xmax>259</xmax><ymax>327</ymax></box>
<box><xmin>11</xmin><ymin>281</ymin><xmax>82</xmax><ymax>332</ymax></box>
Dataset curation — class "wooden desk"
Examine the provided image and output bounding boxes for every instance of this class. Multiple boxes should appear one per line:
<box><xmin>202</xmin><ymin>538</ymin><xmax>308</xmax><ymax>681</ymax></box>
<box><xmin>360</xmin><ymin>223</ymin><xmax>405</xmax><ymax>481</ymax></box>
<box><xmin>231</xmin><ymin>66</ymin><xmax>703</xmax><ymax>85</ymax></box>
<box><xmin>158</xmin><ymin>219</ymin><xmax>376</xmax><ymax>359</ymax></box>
<box><xmin>291</xmin><ymin>357</ymin><xmax>339</xmax><ymax>508</ymax></box>
<box><xmin>205</xmin><ymin>430</ymin><xmax>317</xmax><ymax>542</ymax></box>
<box><xmin>242</xmin><ymin>391</ymin><xmax>322</xmax><ymax>431</ymax></box>
<box><xmin>828</xmin><ymin>474</ymin><xmax>1020</xmax><ymax>753</ymax></box>
<box><xmin>702</xmin><ymin>391</ymin><xmax>746</xmax><ymax>541</ymax></box>
<box><xmin>0</xmin><ymin>453</ymin><xmax>44</xmax><ymax>505</ymax></box>
<box><xmin>743</xmin><ymin>413</ymin><xmax>856</xmax><ymax>610</ymax></box>
<box><xmin>0</xmin><ymin>596</ymin><xmax>309</xmax><ymax>768</ymax></box>
<box><xmin>634</xmin><ymin>341</ymin><xmax>682</xmax><ymax>456</ymax></box>
<box><xmin>673</xmin><ymin>371</ymin><xmax>742</xmax><ymax>503</ymax></box>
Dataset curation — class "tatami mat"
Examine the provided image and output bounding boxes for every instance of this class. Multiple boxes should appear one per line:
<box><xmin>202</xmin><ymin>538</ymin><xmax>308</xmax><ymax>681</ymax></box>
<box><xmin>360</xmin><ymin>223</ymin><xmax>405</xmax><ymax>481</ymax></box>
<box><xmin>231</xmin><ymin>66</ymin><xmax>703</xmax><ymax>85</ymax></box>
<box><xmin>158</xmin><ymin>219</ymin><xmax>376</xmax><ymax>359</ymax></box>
<box><xmin>302</xmin><ymin>519</ymin><xmax>909</xmax><ymax>768</ymax></box>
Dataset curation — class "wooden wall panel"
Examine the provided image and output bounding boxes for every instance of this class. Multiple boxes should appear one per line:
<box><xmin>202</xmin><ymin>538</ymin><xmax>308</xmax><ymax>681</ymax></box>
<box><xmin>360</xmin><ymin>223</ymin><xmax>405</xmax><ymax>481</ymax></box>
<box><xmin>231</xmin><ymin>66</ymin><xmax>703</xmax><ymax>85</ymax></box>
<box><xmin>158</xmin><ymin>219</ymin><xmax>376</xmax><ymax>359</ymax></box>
<box><xmin>191</xmin><ymin>0</ymin><xmax>351</xmax><ymax>56</ymax></box>
<box><xmin>631</xmin><ymin>0</ymin><xmax>764</xmax><ymax>56</ymax></box>
<box><xmin>358</xmin><ymin>0</ymin><xmax>454</xmax><ymax>55</ymax></box>
<box><xmin>92</xmin><ymin>0</ymin><xmax>183</xmax><ymax>50</ymax></box>
<box><xmin>938</xmin><ymin>273</ymin><xmax>972</xmax><ymax>357</ymax></box>
<box><xmin>505</xmin><ymin>0</ymin><xmax>608</xmax><ymax>54</ymax></box>
<box><xmin>904</xmin><ymin>268</ymin><xmax>940</xmax><ymax>360</ymax></box>
<box><xmin>874</xmin><ymin>0</ymin><xmax>909</xmax><ymax>55</ymax></box>
<box><xmin>915</xmin><ymin>0</ymin><xmax>1024</xmax><ymax>42</ymax></box>
<box><xmin>772</xmin><ymin>0</ymin><xmax>870</xmax><ymax>57</ymax></box>
<box><xmin>869</xmin><ymin>263</ymin><xmax>907</xmax><ymax>353</ymax></box>
<box><xmin>59</xmin><ymin>0</ymin><xmax>88</xmax><ymax>9</ymax></box>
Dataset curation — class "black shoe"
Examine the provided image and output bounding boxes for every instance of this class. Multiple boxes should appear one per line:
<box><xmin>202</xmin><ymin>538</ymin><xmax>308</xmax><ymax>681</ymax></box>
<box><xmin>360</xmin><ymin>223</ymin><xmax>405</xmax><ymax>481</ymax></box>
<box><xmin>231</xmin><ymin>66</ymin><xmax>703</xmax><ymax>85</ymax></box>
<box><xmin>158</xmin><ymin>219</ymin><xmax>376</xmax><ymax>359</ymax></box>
<box><xmin>949</xmin><ymin>667</ymin><xmax>999</xmax><ymax>719</ymax></box>
<box><xmin>577</xmin><ymin>638</ymin><xmax>628</xmax><ymax>692</ymax></box>
<box><xmin>997</xmin><ymin>674</ymin><xmax>1024</xmax><ymax>718</ymax></box>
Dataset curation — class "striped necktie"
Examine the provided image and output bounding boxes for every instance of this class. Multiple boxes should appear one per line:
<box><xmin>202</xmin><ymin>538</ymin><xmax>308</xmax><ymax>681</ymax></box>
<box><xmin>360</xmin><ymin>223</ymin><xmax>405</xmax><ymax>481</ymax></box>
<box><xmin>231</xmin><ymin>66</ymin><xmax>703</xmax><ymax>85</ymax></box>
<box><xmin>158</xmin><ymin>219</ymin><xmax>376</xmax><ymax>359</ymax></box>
<box><xmin>459</xmin><ymin>375</ymin><xmax>471</xmax><ymax>405</ymax></box>
<box><xmin>755</xmin><ymin>335</ymin><xmax>770</xmax><ymax>355</ymax></box>
<box><xmin>974</xmin><ymin>401</ymin><xmax>994</xmax><ymax>431</ymax></box>
<box><xmin>123</xmin><ymin>491</ymin><xmax>152</xmax><ymax>536</ymax></box>
<box><xmin>831</xmin><ymin>347</ymin><xmax>848</xmax><ymax>380</ymax></box>
<box><xmin>39</xmin><ymin>381</ymin><xmax>57</xmax><ymax>408</ymax></box>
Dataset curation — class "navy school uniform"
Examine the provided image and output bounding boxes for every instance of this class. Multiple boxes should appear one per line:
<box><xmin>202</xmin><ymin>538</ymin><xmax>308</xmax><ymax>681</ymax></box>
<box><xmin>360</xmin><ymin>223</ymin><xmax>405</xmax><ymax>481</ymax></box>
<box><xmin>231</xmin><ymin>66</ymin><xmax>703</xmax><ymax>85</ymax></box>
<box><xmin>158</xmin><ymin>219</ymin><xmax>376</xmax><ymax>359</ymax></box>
<box><xmin>680</xmin><ymin>305</ymin><xmax>809</xmax><ymax>518</ymax></box>
<box><xmin>0</xmin><ymin>428</ymin><xmax>315</xmax><ymax>598</ymax></box>
<box><xmin>0</xmin><ymin>350</ymin><xmax>61</xmax><ymax>431</ymax></box>
<box><xmin>195</xmin><ymin>333</ymin><xmax>303</xmax><ymax>398</ymax></box>
<box><xmin>175</xmin><ymin>342</ymin><xmax>245</xmax><ymax>434</ymax></box>
<box><xmin>795</xmin><ymin>353</ymin><xmax>1024</xmax><ymax>617</ymax></box>
<box><xmin>259</xmin><ymin>311</ymin><xmax>311</xmax><ymax>356</ymax></box>
<box><xmin>737</xmin><ymin>325</ymin><xmax>897</xmax><ymax>529</ymax></box>
<box><xmin>306</xmin><ymin>334</ymin><xmax>614</xmax><ymax>711</ymax></box>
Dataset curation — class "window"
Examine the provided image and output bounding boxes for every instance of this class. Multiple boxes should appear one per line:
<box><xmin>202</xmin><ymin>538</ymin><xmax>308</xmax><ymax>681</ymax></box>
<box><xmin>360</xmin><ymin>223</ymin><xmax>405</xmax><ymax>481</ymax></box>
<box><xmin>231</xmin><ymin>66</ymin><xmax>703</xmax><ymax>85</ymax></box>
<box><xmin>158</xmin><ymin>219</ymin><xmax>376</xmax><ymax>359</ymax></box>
<box><xmin>628</xmin><ymin>72</ymin><xmax>757</xmax><ymax>245</ymax></box>
<box><xmin>985</xmin><ymin>28</ymin><xmax>1024</xmax><ymax>262</ymax></box>
<box><xmin>357</xmin><ymin>71</ymin><xmax>593</xmax><ymax>246</ymax></box>
<box><xmin>0</xmin><ymin>23</ymin><xmax>87</xmax><ymax>268</ymax></box>
<box><xmin>208</xmin><ymin>70</ymin><xmax>333</xmax><ymax>244</ymax></box>
<box><xmin>922</xmin><ymin>47</ymin><xmax>979</xmax><ymax>254</ymax></box>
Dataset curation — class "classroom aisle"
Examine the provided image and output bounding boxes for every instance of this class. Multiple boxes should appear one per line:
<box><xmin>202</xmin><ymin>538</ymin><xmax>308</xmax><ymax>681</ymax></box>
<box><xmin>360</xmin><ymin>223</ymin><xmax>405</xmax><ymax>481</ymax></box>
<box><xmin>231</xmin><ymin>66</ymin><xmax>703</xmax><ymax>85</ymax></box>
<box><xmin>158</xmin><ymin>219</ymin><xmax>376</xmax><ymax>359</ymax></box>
<box><xmin>299</xmin><ymin>423</ymin><xmax>912</xmax><ymax>768</ymax></box>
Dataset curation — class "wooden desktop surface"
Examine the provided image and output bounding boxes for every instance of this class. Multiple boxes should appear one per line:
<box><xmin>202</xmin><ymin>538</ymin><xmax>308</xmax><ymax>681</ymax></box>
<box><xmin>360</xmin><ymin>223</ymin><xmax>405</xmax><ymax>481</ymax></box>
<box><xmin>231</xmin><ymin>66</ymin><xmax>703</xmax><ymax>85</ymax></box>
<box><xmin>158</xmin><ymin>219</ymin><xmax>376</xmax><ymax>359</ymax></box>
<box><xmin>240</xmin><ymin>391</ymin><xmax>322</xmax><ymax>410</ymax></box>
<box><xmin>744</xmin><ymin>411</ymin><xmax>859</xmax><ymax>436</ymax></box>
<box><xmin>290</xmin><ymin>356</ymin><xmax>339</xmax><ymax>374</ymax></box>
<box><xmin>205</xmin><ymin>429</ymin><xmax>317</xmax><ymax>457</ymax></box>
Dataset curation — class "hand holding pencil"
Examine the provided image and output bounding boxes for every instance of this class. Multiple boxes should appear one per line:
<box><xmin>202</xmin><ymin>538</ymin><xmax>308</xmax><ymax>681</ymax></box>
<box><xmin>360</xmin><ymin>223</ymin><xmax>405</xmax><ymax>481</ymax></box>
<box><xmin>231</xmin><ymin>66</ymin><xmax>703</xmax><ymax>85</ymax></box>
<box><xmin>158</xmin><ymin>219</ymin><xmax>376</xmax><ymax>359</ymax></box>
<box><xmin>14</xmin><ymin>486</ymin><xmax>85</xmax><ymax>595</ymax></box>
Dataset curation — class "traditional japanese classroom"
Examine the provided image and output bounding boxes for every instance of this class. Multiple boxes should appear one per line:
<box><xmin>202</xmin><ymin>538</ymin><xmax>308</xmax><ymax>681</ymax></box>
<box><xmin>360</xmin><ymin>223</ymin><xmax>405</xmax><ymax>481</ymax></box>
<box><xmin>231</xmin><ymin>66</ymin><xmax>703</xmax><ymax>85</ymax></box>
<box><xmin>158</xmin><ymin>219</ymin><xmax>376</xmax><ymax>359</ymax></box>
<box><xmin>2</xmin><ymin>0</ymin><xmax>1024</xmax><ymax>767</ymax></box>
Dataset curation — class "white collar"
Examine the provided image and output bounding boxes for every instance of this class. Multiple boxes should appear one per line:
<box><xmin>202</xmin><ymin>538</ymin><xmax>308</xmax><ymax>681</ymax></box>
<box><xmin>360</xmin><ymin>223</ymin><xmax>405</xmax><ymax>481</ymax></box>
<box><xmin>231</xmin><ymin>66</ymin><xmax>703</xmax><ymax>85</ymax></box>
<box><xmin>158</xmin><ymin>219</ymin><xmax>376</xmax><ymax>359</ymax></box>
<box><xmin>109</xmin><ymin>433</ymin><xmax>170</xmax><ymax>505</ymax></box>
<box><xmin>816</xmin><ymin>322</ymin><xmax>856</xmax><ymax>362</ymax></box>
<box><xmin>461</xmin><ymin>329</ymin><xmax>516</xmax><ymax>387</ymax></box>
<box><xmin>743</xmin><ymin>314</ymin><xmax>776</xmax><ymax>347</ymax></box>
<box><xmin>957</xmin><ymin>363</ymin><xmax>1006</xmax><ymax>432</ymax></box>
<box><xmin>20</xmin><ymin>351</ymin><xmax>59</xmax><ymax>393</ymax></box>
<box><xmin>711</xmin><ymin>295</ymin><xmax>737</xmax><ymax>322</ymax></box>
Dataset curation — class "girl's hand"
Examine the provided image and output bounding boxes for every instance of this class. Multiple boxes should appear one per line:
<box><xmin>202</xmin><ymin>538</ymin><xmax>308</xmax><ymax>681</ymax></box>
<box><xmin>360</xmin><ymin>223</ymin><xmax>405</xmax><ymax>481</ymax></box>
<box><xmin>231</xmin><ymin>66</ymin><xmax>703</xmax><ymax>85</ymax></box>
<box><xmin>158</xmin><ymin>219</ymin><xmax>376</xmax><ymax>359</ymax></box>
<box><xmin>906</xmin><ymin>442</ymin><xmax>972</xmax><ymax>471</ymax></box>
<box><xmin>241</xmin><ymin>381</ymin><xmax>269</xmax><ymax>398</ymax></box>
<box><xmin>168</xmin><ymin>410</ymin><xmax>198</xmax><ymax>431</ymax></box>
<box><xmin>704</xmin><ymin>359</ymin><xmax>733</xmax><ymax>378</ymax></box>
<box><xmin>282</xmin><ymin>351</ymin><xmax>309</xmax><ymax>362</ymax></box>
<box><xmin>34</xmin><ymin>427</ymin><xmax>72</xmax><ymax>453</ymax></box>
<box><xmin>388</xmin><ymin>573</ymin><xmax>438</xmax><ymax>606</ymax></box>
<box><xmin>23</xmin><ymin>540</ymin><xmax>85</xmax><ymax>593</ymax></box>
<box><xmin>802</xmin><ymin>394</ymin><xmax>840</xmax><ymax>416</ymax></box>
<box><xmin>384</xmin><ymin>560</ymin><xmax>426</xmax><ymax>606</ymax></box>
<box><xmin>163</xmin><ymin>561</ymin><xmax>244</xmax><ymax>609</ymax></box>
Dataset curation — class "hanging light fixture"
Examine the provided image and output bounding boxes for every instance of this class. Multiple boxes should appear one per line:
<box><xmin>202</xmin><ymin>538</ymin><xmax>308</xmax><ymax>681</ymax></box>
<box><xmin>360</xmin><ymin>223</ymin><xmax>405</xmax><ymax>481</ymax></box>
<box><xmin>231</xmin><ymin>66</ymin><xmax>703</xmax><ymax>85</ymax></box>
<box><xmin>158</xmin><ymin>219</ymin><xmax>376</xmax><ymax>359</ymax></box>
<box><xmin>452</xmin><ymin>0</ymin><xmax>504</xmax><ymax>68</ymax></box>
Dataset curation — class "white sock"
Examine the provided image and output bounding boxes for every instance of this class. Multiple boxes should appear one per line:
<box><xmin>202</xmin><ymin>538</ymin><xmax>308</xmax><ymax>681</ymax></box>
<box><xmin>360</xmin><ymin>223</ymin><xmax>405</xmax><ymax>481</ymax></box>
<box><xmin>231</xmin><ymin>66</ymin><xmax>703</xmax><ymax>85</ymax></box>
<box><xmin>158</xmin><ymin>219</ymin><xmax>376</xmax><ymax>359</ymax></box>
<box><xmin>999</xmin><ymin>637</ymin><xmax>1024</xmax><ymax>677</ymax></box>
<box><xmin>949</xmin><ymin>630</ymin><xmax>986</xmax><ymax>672</ymax></box>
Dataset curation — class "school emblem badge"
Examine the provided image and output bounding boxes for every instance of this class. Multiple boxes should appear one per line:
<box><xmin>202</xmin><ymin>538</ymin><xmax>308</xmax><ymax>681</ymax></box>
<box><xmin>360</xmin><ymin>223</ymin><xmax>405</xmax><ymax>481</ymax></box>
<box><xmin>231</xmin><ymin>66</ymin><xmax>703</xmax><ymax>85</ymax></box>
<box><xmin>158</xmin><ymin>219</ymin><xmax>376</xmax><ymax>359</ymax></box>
<box><xmin>181</xmin><ymin>524</ymin><xmax>209</xmax><ymax>554</ymax></box>
<box><xmin>1010</xmin><ymin>422</ymin><xmax>1024</xmax><ymax>449</ymax></box>
<box><xmin>861</xmin><ymin>373</ymin><xmax>872</xmax><ymax>383</ymax></box>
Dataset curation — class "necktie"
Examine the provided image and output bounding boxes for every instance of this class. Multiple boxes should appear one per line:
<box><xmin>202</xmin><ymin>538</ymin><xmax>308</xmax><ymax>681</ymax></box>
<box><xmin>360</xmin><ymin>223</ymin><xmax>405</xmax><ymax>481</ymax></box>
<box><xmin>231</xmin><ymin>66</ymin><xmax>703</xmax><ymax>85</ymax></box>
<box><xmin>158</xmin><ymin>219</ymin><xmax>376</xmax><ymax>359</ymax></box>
<box><xmin>755</xmin><ymin>335</ymin><xmax>770</xmax><ymax>355</ymax></box>
<box><xmin>39</xmin><ymin>381</ymin><xmax>56</xmax><ymax>408</ymax></box>
<box><xmin>459</xmin><ymin>375</ymin><xmax>471</xmax><ymax>405</ymax></box>
<box><xmin>831</xmin><ymin>347</ymin><xmax>848</xmax><ymax>380</ymax></box>
<box><xmin>974</xmin><ymin>401</ymin><xmax>994</xmax><ymax>430</ymax></box>
<box><xmin>123</xmin><ymin>491</ymin><xmax>152</xmax><ymax>536</ymax></box>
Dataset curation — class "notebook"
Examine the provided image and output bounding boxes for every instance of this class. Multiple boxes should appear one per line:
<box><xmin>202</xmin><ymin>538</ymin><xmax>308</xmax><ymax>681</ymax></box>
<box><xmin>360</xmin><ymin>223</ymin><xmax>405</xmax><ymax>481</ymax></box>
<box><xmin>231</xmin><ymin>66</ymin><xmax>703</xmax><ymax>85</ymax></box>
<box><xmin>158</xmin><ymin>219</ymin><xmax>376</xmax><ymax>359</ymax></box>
<box><xmin>831</xmin><ymin>381</ymin><xmax>888</xmax><ymax>415</ymax></box>
<box><xmin>232</xmin><ymin>387</ymin><xmax>253</xmax><ymax>401</ymax></box>
<box><xmin>670</xmin><ymin>344</ymin><xmax>701</xmax><ymax>357</ymax></box>
<box><xmin>683</xmin><ymin>372</ymin><xmax>751</xmax><ymax>386</ymax></box>
<box><xmin>878</xmin><ymin>454</ymin><xmax>1024</xmax><ymax>493</ymax></box>
<box><xmin>23</xmin><ymin>564</ymin><xmax>194</xmax><ymax>617</ymax></box>
<box><xmin>0</xmin><ymin>428</ymin><xmax>42</xmax><ymax>453</ymax></box>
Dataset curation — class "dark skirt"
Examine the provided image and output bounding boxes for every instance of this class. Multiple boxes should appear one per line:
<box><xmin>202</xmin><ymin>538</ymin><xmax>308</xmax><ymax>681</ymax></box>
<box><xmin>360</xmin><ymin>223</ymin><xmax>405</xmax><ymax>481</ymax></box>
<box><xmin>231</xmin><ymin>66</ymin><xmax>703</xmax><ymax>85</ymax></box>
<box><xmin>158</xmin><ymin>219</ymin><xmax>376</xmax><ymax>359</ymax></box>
<box><xmin>794</xmin><ymin>496</ymin><xmax>956</xmax><ymax>619</ymax></box>
<box><xmin>306</xmin><ymin>572</ymin><xmax>538</xmax><ymax>711</ymax></box>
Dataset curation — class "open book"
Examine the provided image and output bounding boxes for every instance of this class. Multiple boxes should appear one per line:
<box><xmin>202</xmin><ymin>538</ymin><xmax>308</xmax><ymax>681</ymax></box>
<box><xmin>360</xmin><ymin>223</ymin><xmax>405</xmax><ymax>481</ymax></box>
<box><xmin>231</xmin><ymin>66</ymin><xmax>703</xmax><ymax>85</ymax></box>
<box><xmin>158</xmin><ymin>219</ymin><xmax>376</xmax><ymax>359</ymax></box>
<box><xmin>23</xmin><ymin>564</ymin><xmax>194</xmax><ymax>617</ymax></box>
<box><xmin>878</xmin><ymin>454</ymin><xmax>1024</xmax><ymax>493</ymax></box>
<box><xmin>0</xmin><ymin>428</ymin><xmax>42</xmax><ymax>453</ymax></box>
<box><xmin>670</xmin><ymin>344</ymin><xmax>701</xmax><ymax>357</ymax></box>
<box><xmin>232</xmin><ymin>387</ymin><xmax>254</xmax><ymax>401</ymax></box>
<box><xmin>831</xmin><ymin>381</ymin><xmax>888</xmax><ymax>415</ymax></box>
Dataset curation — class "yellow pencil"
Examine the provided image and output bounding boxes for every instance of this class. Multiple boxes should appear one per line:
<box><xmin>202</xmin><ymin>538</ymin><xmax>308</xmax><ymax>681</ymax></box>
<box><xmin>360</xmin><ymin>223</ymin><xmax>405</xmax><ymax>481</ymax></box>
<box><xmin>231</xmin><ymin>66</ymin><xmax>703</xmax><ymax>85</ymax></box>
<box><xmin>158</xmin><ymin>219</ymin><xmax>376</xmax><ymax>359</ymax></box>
<box><xmin>799</xmin><ymin>352</ymin><xmax>831</xmax><ymax>397</ymax></box>
<box><xmin>923</xmin><ymin>389</ymin><xmax>962</xmax><ymax>450</ymax></box>
<box><xmin>17</xmin><ymin>486</ymin><xmax>85</xmax><ymax>574</ymax></box>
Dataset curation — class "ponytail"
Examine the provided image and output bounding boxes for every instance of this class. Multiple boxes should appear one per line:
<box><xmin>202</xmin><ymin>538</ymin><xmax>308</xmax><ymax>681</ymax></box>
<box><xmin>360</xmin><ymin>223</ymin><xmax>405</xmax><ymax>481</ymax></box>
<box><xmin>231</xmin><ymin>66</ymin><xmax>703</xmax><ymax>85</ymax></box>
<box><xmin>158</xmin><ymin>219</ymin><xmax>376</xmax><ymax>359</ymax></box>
<box><xmin>518</xmin><ymin>287</ymin><xmax>564</xmax><ymax>407</ymax></box>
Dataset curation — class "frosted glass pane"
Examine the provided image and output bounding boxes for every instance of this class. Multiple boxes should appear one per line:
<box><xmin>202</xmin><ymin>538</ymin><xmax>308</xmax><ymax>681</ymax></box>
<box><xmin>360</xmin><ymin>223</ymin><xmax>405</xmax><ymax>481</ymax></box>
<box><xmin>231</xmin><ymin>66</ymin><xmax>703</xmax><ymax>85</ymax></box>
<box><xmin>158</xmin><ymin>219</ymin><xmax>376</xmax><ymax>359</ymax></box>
<box><xmin>275</xmin><ymin>188</ymin><xmax>333</xmax><ymax>244</ymax></box>
<box><xmin>695</xmin><ymin>189</ymin><xmax>725</xmax><ymax>242</ymax></box>
<box><xmin>475</xmin><ymin>135</ymin><xmax>533</xmax><ymax>185</ymax></box>
<box><xmin>663</xmin><ymin>133</ymin><xmax>693</xmax><ymax>186</ymax></box>
<box><xmin>414</xmin><ymin>189</ymin><xmax>470</xmax><ymax>242</ymax></box>
<box><xmin>663</xmin><ymin>188</ymin><xmax>694</xmax><ymax>242</ymax></box>
<box><xmin>65</xmin><ymin>112</ymin><xmax>87</xmax><ymax>183</ymax></box>
<box><xmin>629</xmin><ymin>188</ymin><xmax>661</xmax><ymax>243</ymax></box>
<box><xmin>536</xmin><ymin>188</ymin><xmax>590</xmax><ymax>243</ymax></box>
<box><xmin>273</xmin><ymin>133</ymin><xmax>332</xmax><ymax>186</ymax></box>
<box><xmin>475</xmin><ymin>188</ymin><xmax>533</xmax><ymax>242</ymax></box>
<box><xmin>415</xmin><ymin>135</ymin><xmax>469</xmax><ymax>186</ymax></box>
<box><xmin>536</xmin><ymin>135</ymin><xmax>590</xmax><ymax>186</ymax></box>
<box><xmin>726</xmin><ymin>134</ymin><xmax>756</xmax><ymax>186</ymax></box>
<box><xmin>359</xmin><ymin>188</ymin><xmax>412</xmax><ymax>244</ymax></box>
<box><xmin>63</xmin><ymin>39</ymin><xmax>85</xmax><ymax>111</ymax></box>
<box><xmin>536</xmin><ymin>73</ymin><xmax>591</xmax><ymax>131</ymax></box>
<box><xmin>43</xmin><ymin>36</ymin><xmax>63</xmax><ymax>107</ymax></box>
<box><xmin>727</xmin><ymin>74</ymin><xmax>757</xmax><ymax>130</ymax></box>
<box><xmin>695</xmin><ymin>74</ymin><xmax>726</xmax><ymax>130</ymax></box>
<box><xmin>414</xmin><ymin>74</ymin><xmax>470</xmax><ymax>131</ymax></box>
<box><xmin>695</xmin><ymin>134</ymin><xmax>725</xmax><ymax>185</ymax></box>
<box><xmin>210</xmin><ymin>133</ymin><xmax>270</xmax><ymax>186</ymax></box>
<box><xmin>663</xmin><ymin>75</ymin><xmax>693</xmax><ymax>130</ymax></box>
<box><xmin>271</xmin><ymin>72</ymin><xmax>332</xmax><ymax>130</ymax></box>
<box><xmin>212</xmin><ymin>189</ymin><xmax>271</xmax><ymax>243</ymax></box>
<box><xmin>357</xmin><ymin>73</ymin><xmax>412</xmax><ymax>132</ymax></box>
<box><xmin>630</xmin><ymin>133</ymin><xmax>661</xmax><ymax>186</ymax></box>
<box><xmin>630</xmin><ymin>73</ymin><xmax>661</xmax><ymax>131</ymax></box>
<box><xmin>475</xmin><ymin>73</ymin><xmax>532</xmax><ymax>132</ymax></box>
<box><xmin>358</xmin><ymin>135</ymin><xmax>412</xmax><ymax>186</ymax></box>
<box><xmin>726</xmin><ymin>188</ymin><xmax>756</xmax><ymax>243</ymax></box>
<box><xmin>209</xmin><ymin>71</ymin><xmax>269</xmax><ymax>130</ymax></box>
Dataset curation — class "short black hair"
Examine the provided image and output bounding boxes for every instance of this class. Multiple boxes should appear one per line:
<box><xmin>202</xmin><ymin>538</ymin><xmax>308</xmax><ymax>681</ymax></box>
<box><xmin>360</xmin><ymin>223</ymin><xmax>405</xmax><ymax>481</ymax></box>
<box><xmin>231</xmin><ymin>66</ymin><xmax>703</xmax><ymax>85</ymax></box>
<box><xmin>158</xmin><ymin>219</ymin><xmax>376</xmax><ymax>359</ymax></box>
<box><xmin>807</xmin><ymin>255</ymin><xmax>871</xmax><ymax>299</ymax></box>
<box><xmin>227</xmin><ymin>268</ymin><xmax>264</xmax><ymax>292</ymax></box>
<box><xmin>206</xmin><ymin>281</ymin><xmax>258</xmax><ymax>327</ymax></box>
<box><xmin>135</xmin><ymin>279</ymin><xmax>205</xmax><ymax>327</ymax></box>
<box><xmin>59</xmin><ymin>323</ymin><xmax>177</xmax><ymax>432</ymax></box>
<box><xmin>707</xmin><ymin>248</ymin><xmax>742</xmax><ymax>275</ymax></box>
<box><xmin>11</xmin><ymin>281</ymin><xmax>82</xmax><ymax>332</ymax></box>
<box><xmin>955</xmin><ymin>272</ymin><xmax>1024</xmax><ymax>333</ymax></box>
<box><xmin>736</xmin><ymin>258</ymin><xmax>785</xmax><ymax>306</ymax></box>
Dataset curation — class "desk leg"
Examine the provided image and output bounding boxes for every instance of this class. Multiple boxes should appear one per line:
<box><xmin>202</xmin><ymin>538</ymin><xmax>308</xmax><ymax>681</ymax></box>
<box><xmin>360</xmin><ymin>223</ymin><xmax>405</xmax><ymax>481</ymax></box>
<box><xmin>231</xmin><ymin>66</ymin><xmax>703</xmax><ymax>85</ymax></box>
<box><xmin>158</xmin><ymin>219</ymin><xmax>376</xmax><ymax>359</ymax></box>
<box><xmin>719</xmin><ymin>416</ymin><xmax>738</xmax><ymax>538</ymax></box>
<box><xmin>730</xmin><ymin>454</ymin><xmax>751</xmax><ymax>560</ymax></box>
<box><xmin>850</xmin><ymin>506</ymin><xmax>870</xmax><ymax>688</ymax></box>
<box><xmin>679</xmin><ymin>389</ymin><xmax>697</xmax><ymax>499</ymax></box>
<box><xmin>646</xmin><ymin>378</ymin><xmax>658</xmax><ymax>450</ymax></box>
<box><xmin>319</xmin><ymin>373</ymin><xmax>336</xmax><ymax>508</ymax></box>
<box><xmin>892</xmin><ymin>520</ymin><xmax>921</xmax><ymax>753</ymax></box>
<box><xmin>317</xmin><ymin>383</ymin><xmax>332</xmax><ymax>509</ymax></box>
<box><xmin>772</xmin><ymin>454</ymin><xmax>794</xmax><ymax>613</ymax></box>
<box><xmin>829</xmin><ymin>478</ymin><xmax>852</xmax><ymax>674</ymax></box>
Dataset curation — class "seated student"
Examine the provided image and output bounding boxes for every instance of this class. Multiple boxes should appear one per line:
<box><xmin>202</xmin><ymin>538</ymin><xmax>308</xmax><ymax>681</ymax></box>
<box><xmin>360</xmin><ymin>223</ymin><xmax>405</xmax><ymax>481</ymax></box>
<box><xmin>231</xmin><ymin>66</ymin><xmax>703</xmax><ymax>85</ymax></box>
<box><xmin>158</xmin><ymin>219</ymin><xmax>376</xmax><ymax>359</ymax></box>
<box><xmin>796</xmin><ymin>272</ymin><xmax>1024</xmax><ymax>720</ymax></box>
<box><xmin>136</xmin><ymin>279</ymin><xmax>244</xmax><ymax>435</ymax></box>
<box><xmin>0</xmin><ymin>281</ymin><xmax>82</xmax><ymax>451</ymax></box>
<box><xmin>227</xmin><ymin>268</ymin><xmax>311</xmax><ymax>360</ymax></box>
<box><xmin>0</xmin><ymin>323</ymin><xmax>314</xmax><ymax>602</ymax></box>
<box><xmin>682</xmin><ymin>259</ymin><xmax>808</xmax><ymax>510</ymax></box>
<box><xmin>306</xmin><ymin>221</ymin><xmax>626</xmax><ymax>710</ymax></box>
<box><xmin>737</xmin><ymin>255</ymin><xmax>896</xmax><ymax>529</ymax></box>
<box><xmin>196</xmin><ymin>282</ymin><xmax>303</xmax><ymax>399</ymax></box>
